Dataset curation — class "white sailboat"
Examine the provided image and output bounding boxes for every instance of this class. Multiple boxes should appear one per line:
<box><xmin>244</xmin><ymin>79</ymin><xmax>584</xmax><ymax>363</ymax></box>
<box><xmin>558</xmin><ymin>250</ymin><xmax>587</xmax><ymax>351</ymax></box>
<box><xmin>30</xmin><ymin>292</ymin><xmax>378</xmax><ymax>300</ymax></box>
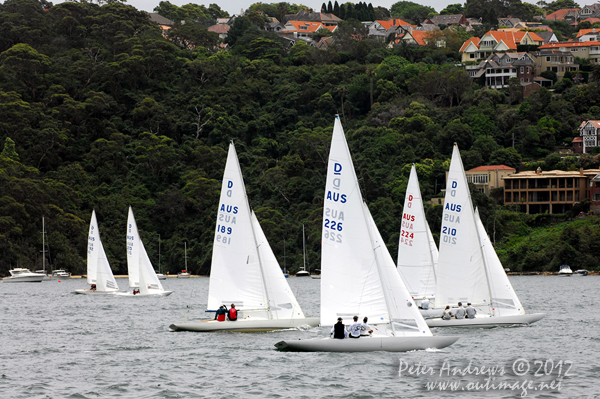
<box><xmin>170</xmin><ymin>143</ymin><xmax>319</xmax><ymax>332</ymax></box>
<box><xmin>116</xmin><ymin>207</ymin><xmax>173</xmax><ymax>297</ymax></box>
<box><xmin>426</xmin><ymin>145</ymin><xmax>545</xmax><ymax>327</ymax></box>
<box><xmin>33</xmin><ymin>217</ymin><xmax>51</xmax><ymax>280</ymax></box>
<box><xmin>74</xmin><ymin>210</ymin><xmax>120</xmax><ymax>295</ymax></box>
<box><xmin>275</xmin><ymin>117</ymin><xmax>458</xmax><ymax>352</ymax></box>
<box><xmin>295</xmin><ymin>225</ymin><xmax>310</xmax><ymax>277</ymax></box>
<box><xmin>397</xmin><ymin>165</ymin><xmax>440</xmax><ymax>318</ymax></box>
<box><xmin>177</xmin><ymin>242</ymin><xmax>191</xmax><ymax>278</ymax></box>
<box><xmin>156</xmin><ymin>235</ymin><xmax>167</xmax><ymax>280</ymax></box>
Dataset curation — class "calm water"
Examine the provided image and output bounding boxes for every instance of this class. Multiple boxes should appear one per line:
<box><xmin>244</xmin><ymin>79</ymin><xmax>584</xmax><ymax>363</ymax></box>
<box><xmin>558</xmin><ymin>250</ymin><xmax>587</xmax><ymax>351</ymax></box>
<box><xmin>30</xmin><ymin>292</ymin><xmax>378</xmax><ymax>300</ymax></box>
<box><xmin>0</xmin><ymin>276</ymin><xmax>598</xmax><ymax>398</ymax></box>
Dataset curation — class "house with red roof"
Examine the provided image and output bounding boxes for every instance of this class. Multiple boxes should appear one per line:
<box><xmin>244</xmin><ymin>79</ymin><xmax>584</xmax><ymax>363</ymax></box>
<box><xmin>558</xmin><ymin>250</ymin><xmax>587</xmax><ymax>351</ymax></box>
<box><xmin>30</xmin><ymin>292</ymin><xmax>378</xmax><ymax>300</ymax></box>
<box><xmin>366</xmin><ymin>19</ymin><xmax>416</xmax><ymax>42</ymax></box>
<box><xmin>545</xmin><ymin>8</ymin><xmax>581</xmax><ymax>22</ymax></box>
<box><xmin>577</xmin><ymin>28</ymin><xmax>600</xmax><ymax>41</ymax></box>
<box><xmin>282</xmin><ymin>20</ymin><xmax>336</xmax><ymax>39</ymax></box>
<box><xmin>207</xmin><ymin>23</ymin><xmax>231</xmax><ymax>41</ymax></box>
<box><xmin>401</xmin><ymin>30</ymin><xmax>430</xmax><ymax>46</ymax></box>
<box><xmin>459</xmin><ymin>31</ymin><xmax>545</xmax><ymax>62</ymax></box>
<box><xmin>538</xmin><ymin>40</ymin><xmax>600</xmax><ymax>63</ymax></box>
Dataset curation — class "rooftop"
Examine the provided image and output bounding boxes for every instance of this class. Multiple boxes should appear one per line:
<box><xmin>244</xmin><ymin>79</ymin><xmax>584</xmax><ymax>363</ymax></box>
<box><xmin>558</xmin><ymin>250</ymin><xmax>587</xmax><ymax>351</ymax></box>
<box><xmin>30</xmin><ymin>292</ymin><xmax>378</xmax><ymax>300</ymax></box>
<box><xmin>468</xmin><ymin>165</ymin><xmax>516</xmax><ymax>172</ymax></box>
<box><xmin>504</xmin><ymin>169</ymin><xmax>600</xmax><ymax>179</ymax></box>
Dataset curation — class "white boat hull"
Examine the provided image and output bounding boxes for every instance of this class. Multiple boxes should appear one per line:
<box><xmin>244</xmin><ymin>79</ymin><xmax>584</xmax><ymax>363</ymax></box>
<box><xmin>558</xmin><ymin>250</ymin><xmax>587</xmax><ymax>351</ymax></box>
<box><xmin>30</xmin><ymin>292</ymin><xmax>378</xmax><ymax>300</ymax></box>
<box><xmin>115</xmin><ymin>291</ymin><xmax>173</xmax><ymax>297</ymax></box>
<box><xmin>156</xmin><ymin>274</ymin><xmax>167</xmax><ymax>280</ymax></box>
<box><xmin>426</xmin><ymin>313</ymin><xmax>546</xmax><ymax>328</ymax></box>
<box><xmin>419</xmin><ymin>309</ymin><xmax>444</xmax><ymax>319</ymax></box>
<box><xmin>170</xmin><ymin>317</ymin><xmax>320</xmax><ymax>332</ymax></box>
<box><xmin>3</xmin><ymin>276</ymin><xmax>45</xmax><ymax>283</ymax></box>
<box><xmin>274</xmin><ymin>335</ymin><xmax>459</xmax><ymax>352</ymax></box>
<box><xmin>74</xmin><ymin>289</ymin><xmax>119</xmax><ymax>295</ymax></box>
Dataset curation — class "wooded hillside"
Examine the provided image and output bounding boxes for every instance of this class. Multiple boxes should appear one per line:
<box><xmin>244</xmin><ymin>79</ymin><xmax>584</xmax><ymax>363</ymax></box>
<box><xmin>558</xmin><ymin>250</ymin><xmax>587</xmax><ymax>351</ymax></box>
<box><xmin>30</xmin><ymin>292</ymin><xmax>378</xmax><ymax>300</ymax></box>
<box><xmin>1</xmin><ymin>0</ymin><xmax>599</xmax><ymax>276</ymax></box>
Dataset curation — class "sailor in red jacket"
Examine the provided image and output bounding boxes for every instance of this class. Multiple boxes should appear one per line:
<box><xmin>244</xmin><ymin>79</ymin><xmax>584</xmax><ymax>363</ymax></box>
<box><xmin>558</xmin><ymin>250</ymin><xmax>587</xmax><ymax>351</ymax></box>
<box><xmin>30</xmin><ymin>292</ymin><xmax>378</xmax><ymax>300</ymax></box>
<box><xmin>228</xmin><ymin>303</ymin><xmax>238</xmax><ymax>321</ymax></box>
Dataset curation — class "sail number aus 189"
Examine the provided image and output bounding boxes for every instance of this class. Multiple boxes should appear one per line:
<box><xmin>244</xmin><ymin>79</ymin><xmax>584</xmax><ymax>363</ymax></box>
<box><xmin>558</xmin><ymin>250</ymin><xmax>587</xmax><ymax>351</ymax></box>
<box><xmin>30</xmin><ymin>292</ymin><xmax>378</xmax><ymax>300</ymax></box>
<box><xmin>216</xmin><ymin>224</ymin><xmax>232</xmax><ymax>245</ymax></box>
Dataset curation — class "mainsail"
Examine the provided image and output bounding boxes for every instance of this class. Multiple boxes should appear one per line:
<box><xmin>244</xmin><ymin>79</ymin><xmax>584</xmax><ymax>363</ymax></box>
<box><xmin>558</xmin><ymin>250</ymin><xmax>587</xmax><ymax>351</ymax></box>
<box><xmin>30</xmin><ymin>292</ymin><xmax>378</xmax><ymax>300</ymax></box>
<box><xmin>397</xmin><ymin>165</ymin><xmax>438</xmax><ymax>300</ymax></box>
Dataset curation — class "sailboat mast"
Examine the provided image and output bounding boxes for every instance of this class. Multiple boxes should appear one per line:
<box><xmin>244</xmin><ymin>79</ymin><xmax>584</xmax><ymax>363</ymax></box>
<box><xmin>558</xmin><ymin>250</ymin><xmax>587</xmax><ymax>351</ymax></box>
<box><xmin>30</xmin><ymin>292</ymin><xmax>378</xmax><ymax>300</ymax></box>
<box><xmin>302</xmin><ymin>224</ymin><xmax>306</xmax><ymax>272</ymax></box>
<box><xmin>158</xmin><ymin>234</ymin><xmax>161</xmax><ymax>273</ymax></box>
<box><xmin>184</xmin><ymin>241</ymin><xmax>187</xmax><ymax>270</ymax></box>
<box><xmin>42</xmin><ymin>217</ymin><xmax>46</xmax><ymax>273</ymax></box>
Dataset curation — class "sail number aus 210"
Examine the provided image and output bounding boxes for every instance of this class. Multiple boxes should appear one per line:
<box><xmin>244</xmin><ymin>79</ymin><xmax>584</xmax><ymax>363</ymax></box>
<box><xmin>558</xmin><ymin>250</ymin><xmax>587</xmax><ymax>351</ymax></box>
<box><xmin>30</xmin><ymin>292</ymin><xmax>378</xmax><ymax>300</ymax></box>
<box><xmin>441</xmin><ymin>226</ymin><xmax>457</xmax><ymax>244</ymax></box>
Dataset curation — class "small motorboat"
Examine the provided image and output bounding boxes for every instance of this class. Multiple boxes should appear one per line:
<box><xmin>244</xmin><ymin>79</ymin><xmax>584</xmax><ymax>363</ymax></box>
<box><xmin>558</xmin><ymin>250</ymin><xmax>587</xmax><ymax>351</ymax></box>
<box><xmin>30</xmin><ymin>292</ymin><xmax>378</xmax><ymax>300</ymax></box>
<box><xmin>3</xmin><ymin>268</ymin><xmax>46</xmax><ymax>283</ymax></box>
<box><xmin>574</xmin><ymin>269</ymin><xmax>589</xmax><ymax>276</ymax></box>
<box><xmin>558</xmin><ymin>265</ymin><xmax>573</xmax><ymax>276</ymax></box>
<box><xmin>52</xmin><ymin>269</ymin><xmax>71</xmax><ymax>279</ymax></box>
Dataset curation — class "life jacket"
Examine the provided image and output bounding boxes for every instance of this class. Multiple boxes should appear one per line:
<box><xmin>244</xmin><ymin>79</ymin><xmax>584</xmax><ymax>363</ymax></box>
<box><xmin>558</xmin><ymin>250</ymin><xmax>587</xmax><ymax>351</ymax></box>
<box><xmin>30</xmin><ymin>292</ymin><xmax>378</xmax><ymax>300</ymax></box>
<box><xmin>217</xmin><ymin>313</ymin><xmax>226</xmax><ymax>321</ymax></box>
<box><xmin>333</xmin><ymin>322</ymin><xmax>346</xmax><ymax>339</ymax></box>
<box><xmin>229</xmin><ymin>308</ymin><xmax>237</xmax><ymax>321</ymax></box>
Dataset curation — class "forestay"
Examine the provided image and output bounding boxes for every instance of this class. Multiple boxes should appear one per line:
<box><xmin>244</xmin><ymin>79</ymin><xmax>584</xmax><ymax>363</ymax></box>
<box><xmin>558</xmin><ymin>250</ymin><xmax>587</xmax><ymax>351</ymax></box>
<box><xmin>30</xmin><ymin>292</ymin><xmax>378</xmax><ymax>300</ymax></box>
<box><xmin>435</xmin><ymin>145</ymin><xmax>489</xmax><ymax>308</ymax></box>
<box><xmin>397</xmin><ymin>165</ymin><xmax>438</xmax><ymax>300</ymax></box>
<box><xmin>475</xmin><ymin>209</ymin><xmax>525</xmax><ymax>316</ymax></box>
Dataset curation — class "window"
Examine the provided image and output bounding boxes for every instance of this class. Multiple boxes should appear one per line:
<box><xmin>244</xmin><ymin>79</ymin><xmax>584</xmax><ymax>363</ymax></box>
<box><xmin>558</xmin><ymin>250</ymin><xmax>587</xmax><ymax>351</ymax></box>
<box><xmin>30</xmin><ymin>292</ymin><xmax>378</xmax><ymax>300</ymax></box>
<box><xmin>520</xmin><ymin>67</ymin><xmax>524</xmax><ymax>73</ymax></box>
<box><xmin>470</xmin><ymin>53</ymin><xmax>476</xmax><ymax>59</ymax></box>
<box><xmin>521</xmin><ymin>78</ymin><xmax>524</xmax><ymax>83</ymax></box>
<box><xmin>546</xmin><ymin>56</ymin><xmax>551</xmax><ymax>62</ymax></box>
<box><xmin>467</xmin><ymin>174</ymin><xmax>489</xmax><ymax>184</ymax></box>
<box><xmin>527</xmin><ymin>67</ymin><xmax>530</xmax><ymax>73</ymax></box>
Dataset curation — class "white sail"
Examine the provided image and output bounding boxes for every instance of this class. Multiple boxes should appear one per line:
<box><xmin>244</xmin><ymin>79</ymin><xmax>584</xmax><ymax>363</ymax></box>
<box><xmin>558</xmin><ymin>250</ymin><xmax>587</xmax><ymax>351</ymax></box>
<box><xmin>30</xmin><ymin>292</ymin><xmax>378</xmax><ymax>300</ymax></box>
<box><xmin>87</xmin><ymin>211</ymin><xmax>100</xmax><ymax>285</ymax></box>
<box><xmin>206</xmin><ymin>143</ymin><xmax>275</xmax><ymax>315</ymax></box>
<box><xmin>364</xmin><ymin>203</ymin><xmax>432</xmax><ymax>336</ymax></box>
<box><xmin>127</xmin><ymin>207</ymin><xmax>166</xmax><ymax>295</ymax></box>
<box><xmin>322</xmin><ymin>116</ymin><xmax>411</xmax><ymax>327</ymax></box>
<box><xmin>126</xmin><ymin>207</ymin><xmax>140</xmax><ymax>288</ymax></box>
<box><xmin>435</xmin><ymin>145</ymin><xmax>490</xmax><ymax>308</ymax></box>
<box><xmin>397</xmin><ymin>165</ymin><xmax>437</xmax><ymax>300</ymax></box>
<box><xmin>475</xmin><ymin>209</ymin><xmax>525</xmax><ymax>316</ymax></box>
<box><xmin>251</xmin><ymin>211</ymin><xmax>305</xmax><ymax>320</ymax></box>
<box><xmin>88</xmin><ymin>210</ymin><xmax>119</xmax><ymax>292</ymax></box>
